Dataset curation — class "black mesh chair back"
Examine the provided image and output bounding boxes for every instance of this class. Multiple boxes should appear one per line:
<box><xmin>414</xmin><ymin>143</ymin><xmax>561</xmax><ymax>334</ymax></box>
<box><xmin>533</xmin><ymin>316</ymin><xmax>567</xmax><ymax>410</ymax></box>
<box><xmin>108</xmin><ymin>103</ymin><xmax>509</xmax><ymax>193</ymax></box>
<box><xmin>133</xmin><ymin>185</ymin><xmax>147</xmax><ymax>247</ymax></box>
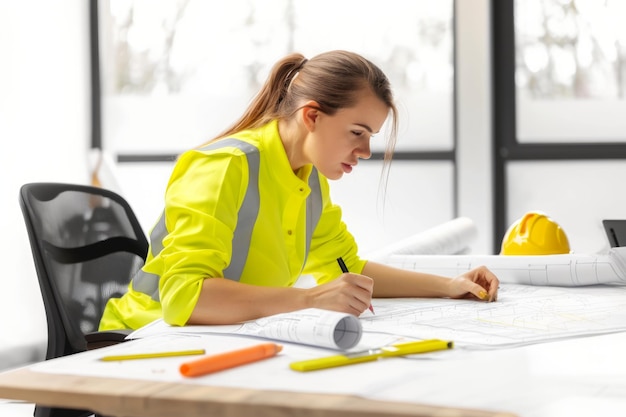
<box><xmin>19</xmin><ymin>182</ymin><xmax>148</xmax><ymax>417</ymax></box>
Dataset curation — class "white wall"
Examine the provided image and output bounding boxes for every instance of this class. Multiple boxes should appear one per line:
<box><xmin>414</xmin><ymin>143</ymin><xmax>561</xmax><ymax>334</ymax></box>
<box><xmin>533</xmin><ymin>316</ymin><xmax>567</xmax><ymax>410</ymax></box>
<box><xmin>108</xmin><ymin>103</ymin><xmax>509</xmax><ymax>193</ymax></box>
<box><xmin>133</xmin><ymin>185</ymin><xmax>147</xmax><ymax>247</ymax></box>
<box><xmin>0</xmin><ymin>0</ymin><xmax>91</xmax><ymax>369</ymax></box>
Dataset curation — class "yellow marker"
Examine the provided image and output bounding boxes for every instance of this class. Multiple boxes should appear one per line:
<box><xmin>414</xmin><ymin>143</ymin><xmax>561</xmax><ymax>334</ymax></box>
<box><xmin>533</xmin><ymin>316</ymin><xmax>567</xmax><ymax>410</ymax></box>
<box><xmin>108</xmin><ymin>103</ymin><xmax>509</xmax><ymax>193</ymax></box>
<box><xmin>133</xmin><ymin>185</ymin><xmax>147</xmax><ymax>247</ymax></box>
<box><xmin>290</xmin><ymin>339</ymin><xmax>453</xmax><ymax>372</ymax></box>
<box><xmin>100</xmin><ymin>349</ymin><xmax>206</xmax><ymax>362</ymax></box>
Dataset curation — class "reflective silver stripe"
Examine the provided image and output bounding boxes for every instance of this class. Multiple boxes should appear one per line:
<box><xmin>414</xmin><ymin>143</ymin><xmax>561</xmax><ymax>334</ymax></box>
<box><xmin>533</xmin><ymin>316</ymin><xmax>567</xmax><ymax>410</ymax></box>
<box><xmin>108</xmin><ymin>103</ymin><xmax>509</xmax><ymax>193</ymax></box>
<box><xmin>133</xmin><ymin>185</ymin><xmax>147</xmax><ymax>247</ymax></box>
<box><xmin>211</xmin><ymin>140</ymin><xmax>260</xmax><ymax>281</ymax></box>
<box><xmin>303</xmin><ymin>167</ymin><xmax>322</xmax><ymax>269</ymax></box>
<box><xmin>150</xmin><ymin>212</ymin><xmax>167</xmax><ymax>256</ymax></box>
<box><xmin>132</xmin><ymin>139</ymin><xmax>259</xmax><ymax>299</ymax></box>
<box><xmin>132</xmin><ymin>270</ymin><xmax>161</xmax><ymax>301</ymax></box>
<box><xmin>132</xmin><ymin>139</ymin><xmax>323</xmax><ymax>301</ymax></box>
<box><xmin>130</xmin><ymin>213</ymin><xmax>166</xmax><ymax>301</ymax></box>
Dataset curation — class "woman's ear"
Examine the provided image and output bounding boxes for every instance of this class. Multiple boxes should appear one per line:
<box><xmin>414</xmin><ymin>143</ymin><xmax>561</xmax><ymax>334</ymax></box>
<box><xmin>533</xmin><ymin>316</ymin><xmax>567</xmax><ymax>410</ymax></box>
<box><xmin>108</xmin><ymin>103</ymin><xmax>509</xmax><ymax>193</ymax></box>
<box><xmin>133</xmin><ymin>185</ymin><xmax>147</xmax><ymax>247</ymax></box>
<box><xmin>301</xmin><ymin>101</ymin><xmax>320</xmax><ymax>132</ymax></box>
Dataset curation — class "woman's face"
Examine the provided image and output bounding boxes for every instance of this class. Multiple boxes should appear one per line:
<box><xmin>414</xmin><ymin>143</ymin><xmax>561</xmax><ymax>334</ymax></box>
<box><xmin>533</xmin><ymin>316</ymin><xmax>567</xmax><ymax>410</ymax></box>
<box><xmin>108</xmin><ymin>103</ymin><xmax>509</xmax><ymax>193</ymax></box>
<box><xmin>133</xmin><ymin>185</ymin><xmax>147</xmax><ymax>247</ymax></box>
<box><xmin>305</xmin><ymin>89</ymin><xmax>389</xmax><ymax>180</ymax></box>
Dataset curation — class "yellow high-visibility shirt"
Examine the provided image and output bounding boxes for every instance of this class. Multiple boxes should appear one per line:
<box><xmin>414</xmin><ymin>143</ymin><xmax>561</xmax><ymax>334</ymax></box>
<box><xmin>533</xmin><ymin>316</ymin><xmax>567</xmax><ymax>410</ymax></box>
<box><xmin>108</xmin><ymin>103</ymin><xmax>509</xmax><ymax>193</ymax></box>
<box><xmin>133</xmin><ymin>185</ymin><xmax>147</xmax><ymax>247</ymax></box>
<box><xmin>100</xmin><ymin>120</ymin><xmax>366</xmax><ymax>330</ymax></box>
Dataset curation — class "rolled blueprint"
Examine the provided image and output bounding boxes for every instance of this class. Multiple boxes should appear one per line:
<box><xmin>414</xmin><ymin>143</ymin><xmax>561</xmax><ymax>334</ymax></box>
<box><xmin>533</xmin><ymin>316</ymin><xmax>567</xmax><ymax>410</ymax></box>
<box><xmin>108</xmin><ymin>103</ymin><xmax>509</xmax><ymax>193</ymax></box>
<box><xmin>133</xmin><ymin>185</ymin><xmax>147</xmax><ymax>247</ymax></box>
<box><xmin>127</xmin><ymin>308</ymin><xmax>362</xmax><ymax>350</ymax></box>
<box><xmin>368</xmin><ymin>217</ymin><xmax>478</xmax><ymax>261</ymax></box>
<box><xmin>384</xmin><ymin>247</ymin><xmax>626</xmax><ymax>286</ymax></box>
<box><xmin>247</xmin><ymin>308</ymin><xmax>362</xmax><ymax>350</ymax></box>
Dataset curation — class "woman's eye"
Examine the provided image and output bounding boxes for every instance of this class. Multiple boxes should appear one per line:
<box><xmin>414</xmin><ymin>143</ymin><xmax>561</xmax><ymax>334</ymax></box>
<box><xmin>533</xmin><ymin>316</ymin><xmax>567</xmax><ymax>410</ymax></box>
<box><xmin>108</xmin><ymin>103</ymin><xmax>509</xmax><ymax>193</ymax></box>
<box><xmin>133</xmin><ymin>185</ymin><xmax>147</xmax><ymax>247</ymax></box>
<box><xmin>351</xmin><ymin>130</ymin><xmax>363</xmax><ymax>137</ymax></box>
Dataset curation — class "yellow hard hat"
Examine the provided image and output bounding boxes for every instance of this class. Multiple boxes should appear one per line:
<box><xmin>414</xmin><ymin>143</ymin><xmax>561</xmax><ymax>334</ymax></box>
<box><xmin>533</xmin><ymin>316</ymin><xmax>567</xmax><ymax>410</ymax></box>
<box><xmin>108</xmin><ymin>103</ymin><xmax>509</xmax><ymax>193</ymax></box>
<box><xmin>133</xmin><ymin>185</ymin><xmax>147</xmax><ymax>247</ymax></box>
<box><xmin>500</xmin><ymin>211</ymin><xmax>570</xmax><ymax>255</ymax></box>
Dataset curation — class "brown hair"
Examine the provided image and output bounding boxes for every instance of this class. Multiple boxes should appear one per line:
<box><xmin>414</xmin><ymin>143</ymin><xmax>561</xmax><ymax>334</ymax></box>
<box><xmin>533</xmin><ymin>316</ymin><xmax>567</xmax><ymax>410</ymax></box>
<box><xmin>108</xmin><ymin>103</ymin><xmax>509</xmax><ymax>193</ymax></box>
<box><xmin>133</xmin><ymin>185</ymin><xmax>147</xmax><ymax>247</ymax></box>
<box><xmin>209</xmin><ymin>50</ymin><xmax>399</xmax><ymax>168</ymax></box>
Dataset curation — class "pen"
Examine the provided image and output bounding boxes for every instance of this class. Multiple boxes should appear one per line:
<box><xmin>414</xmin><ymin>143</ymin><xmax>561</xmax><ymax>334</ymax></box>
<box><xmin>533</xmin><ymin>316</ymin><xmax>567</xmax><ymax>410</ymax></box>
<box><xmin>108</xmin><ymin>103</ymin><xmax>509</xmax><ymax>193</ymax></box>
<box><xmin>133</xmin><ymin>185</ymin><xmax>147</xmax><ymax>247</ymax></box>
<box><xmin>180</xmin><ymin>342</ymin><xmax>283</xmax><ymax>377</ymax></box>
<box><xmin>290</xmin><ymin>339</ymin><xmax>453</xmax><ymax>372</ymax></box>
<box><xmin>100</xmin><ymin>349</ymin><xmax>206</xmax><ymax>362</ymax></box>
<box><xmin>337</xmin><ymin>257</ymin><xmax>375</xmax><ymax>315</ymax></box>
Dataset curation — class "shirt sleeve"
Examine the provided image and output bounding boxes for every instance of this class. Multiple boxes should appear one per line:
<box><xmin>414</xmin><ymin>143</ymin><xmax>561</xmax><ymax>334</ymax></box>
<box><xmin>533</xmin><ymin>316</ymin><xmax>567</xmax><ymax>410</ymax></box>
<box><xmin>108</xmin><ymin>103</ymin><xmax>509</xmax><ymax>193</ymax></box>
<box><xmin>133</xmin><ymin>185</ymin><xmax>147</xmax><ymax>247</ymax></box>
<box><xmin>302</xmin><ymin>175</ymin><xmax>367</xmax><ymax>284</ymax></box>
<box><xmin>156</xmin><ymin>149</ymin><xmax>248</xmax><ymax>326</ymax></box>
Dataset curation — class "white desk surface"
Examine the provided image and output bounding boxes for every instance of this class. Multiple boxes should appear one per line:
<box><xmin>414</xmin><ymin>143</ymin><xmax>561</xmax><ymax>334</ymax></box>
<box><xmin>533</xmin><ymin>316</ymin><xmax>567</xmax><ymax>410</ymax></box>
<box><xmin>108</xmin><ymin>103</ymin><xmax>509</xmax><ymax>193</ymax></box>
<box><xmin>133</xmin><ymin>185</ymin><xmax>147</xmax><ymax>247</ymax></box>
<box><xmin>2</xmin><ymin>283</ymin><xmax>626</xmax><ymax>417</ymax></box>
<box><xmin>0</xmin><ymin>328</ymin><xmax>623</xmax><ymax>417</ymax></box>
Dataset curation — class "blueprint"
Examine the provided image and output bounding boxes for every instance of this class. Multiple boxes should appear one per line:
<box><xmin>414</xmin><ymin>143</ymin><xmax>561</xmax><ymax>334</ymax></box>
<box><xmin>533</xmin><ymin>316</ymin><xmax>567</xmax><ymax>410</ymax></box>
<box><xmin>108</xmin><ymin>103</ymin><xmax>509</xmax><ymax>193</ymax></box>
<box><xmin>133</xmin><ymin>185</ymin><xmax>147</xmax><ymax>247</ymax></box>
<box><xmin>363</xmin><ymin>283</ymin><xmax>626</xmax><ymax>349</ymax></box>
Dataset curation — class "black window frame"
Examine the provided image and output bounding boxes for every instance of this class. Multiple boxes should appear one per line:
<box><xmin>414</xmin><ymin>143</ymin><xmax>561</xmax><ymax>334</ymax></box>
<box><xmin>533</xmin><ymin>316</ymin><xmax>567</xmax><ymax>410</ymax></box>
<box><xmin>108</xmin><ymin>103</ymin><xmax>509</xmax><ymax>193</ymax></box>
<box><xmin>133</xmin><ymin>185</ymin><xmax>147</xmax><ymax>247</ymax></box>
<box><xmin>491</xmin><ymin>0</ymin><xmax>626</xmax><ymax>250</ymax></box>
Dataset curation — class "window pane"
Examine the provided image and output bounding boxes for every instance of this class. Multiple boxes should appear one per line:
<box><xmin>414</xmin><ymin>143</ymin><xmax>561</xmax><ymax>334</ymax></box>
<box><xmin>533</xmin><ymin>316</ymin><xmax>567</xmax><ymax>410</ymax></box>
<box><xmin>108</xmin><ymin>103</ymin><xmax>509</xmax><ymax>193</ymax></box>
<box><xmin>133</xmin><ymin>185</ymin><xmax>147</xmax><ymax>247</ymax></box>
<box><xmin>99</xmin><ymin>0</ymin><xmax>454</xmax><ymax>153</ymax></box>
<box><xmin>515</xmin><ymin>0</ymin><xmax>626</xmax><ymax>142</ymax></box>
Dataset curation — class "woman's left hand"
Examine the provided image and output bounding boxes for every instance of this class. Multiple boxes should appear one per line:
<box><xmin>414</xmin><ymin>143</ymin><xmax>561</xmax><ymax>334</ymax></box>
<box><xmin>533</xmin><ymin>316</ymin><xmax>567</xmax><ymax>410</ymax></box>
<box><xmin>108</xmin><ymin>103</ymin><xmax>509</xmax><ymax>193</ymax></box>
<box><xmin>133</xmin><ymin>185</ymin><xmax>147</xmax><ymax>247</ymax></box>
<box><xmin>447</xmin><ymin>265</ymin><xmax>499</xmax><ymax>302</ymax></box>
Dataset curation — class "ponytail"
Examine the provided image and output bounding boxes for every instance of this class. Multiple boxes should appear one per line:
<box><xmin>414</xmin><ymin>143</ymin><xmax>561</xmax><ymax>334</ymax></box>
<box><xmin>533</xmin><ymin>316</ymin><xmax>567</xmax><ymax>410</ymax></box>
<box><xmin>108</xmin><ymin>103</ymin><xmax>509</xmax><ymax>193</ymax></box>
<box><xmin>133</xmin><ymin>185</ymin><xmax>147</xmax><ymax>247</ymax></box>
<box><xmin>204</xmin><ymin>50</ymin><xmax>398</xmax><ymax>170</ymax></box>
<box><xmin>209</xmin><ymin>54</ymin><xmax>308</xmax><ymax>141</ymax></box>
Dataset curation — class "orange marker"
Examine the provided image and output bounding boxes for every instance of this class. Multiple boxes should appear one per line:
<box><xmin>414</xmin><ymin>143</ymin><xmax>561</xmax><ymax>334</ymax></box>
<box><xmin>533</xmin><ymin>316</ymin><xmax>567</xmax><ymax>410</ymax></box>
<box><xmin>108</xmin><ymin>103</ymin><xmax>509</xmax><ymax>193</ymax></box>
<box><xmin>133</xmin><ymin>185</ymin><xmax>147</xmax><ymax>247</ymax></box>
<box><xmin>179</xmin><ymin>342</ymin><xmax>283</xmax><ymax>377</ymax></box>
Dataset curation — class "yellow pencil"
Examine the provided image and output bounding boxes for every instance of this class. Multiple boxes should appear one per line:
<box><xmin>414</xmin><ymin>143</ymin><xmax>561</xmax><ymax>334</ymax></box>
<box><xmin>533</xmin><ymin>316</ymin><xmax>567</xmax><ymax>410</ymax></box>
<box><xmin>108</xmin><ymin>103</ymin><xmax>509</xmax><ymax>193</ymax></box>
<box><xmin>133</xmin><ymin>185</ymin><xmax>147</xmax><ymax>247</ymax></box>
<box><xmin>100</xmin><ymin>349</ymin><xmax>206</xmax><ymax>361</ymax></box>
<box><xmin>290</xmin><ymin>339</ymin><xmax>453</xmax><ymax>372</ymax></box>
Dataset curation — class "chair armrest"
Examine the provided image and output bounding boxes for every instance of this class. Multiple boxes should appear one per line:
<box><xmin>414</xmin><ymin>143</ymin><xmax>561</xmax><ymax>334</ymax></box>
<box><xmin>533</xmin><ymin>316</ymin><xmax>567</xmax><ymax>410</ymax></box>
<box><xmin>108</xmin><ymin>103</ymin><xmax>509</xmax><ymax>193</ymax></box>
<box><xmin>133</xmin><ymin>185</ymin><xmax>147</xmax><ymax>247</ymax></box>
<box><xmin>85</xmin><ymin>329</ymin><xmax>133</xmax><ymax>350</ymax></box>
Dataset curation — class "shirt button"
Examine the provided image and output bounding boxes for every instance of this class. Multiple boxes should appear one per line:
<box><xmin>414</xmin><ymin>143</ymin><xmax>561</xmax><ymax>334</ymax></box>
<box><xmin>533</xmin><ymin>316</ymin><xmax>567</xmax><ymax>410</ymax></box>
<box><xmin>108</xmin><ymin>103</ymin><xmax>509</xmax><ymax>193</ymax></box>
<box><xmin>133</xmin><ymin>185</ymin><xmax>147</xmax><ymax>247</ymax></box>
<box><xmin>299</xmin><ymin>187</ymin><xmax>304</xmax><ymax>192</ymax></box>
<box><xmin>287</xmin><ymin>230</ymin><xmax>293</xmax><ymax>235</ymax></box>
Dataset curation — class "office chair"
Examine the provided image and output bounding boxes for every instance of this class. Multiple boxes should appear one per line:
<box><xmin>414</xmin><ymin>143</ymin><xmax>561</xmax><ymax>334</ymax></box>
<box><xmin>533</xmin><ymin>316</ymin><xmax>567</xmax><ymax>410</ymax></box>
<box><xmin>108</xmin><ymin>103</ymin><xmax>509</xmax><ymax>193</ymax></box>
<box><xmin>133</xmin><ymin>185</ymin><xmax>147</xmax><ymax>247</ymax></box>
<box><xmin>19</xmin><ymin>183</ymin><xmax>149</xmax><ymax>417</ymax></box>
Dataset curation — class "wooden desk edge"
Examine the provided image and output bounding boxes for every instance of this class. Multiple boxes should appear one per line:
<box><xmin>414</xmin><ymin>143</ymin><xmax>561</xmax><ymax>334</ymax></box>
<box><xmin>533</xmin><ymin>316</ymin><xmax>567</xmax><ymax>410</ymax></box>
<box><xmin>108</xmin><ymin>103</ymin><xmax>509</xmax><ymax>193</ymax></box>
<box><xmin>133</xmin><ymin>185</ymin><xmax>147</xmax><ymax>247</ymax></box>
<box><xmin>0</xmin><ymin>367</ymin><xmax>517</xmax><ymax>417</ymax></box>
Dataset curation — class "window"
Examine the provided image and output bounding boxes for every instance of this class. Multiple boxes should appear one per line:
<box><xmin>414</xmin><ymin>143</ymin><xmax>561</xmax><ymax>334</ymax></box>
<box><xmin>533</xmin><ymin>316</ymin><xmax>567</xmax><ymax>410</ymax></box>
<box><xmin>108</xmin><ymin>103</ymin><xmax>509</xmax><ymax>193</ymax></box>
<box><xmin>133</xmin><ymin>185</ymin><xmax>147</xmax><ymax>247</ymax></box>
<box><xmin>98</xmin><ymin>0</ymin><xmax>455</xmax><ymax>155</ymax></box>
<box><xmin>95</xmin><ymin>0</ymin><xmax>458</xmax><ymax>253</ymax></box>
<box><xmin>493</xmin><ymin>0</ymin><xmax>626</xmax><ymax>254</ymax></box>
<box><xmin>515</xmin><ymin>0</ymin><xmax>626</xmax><ymax>143</ymax></box>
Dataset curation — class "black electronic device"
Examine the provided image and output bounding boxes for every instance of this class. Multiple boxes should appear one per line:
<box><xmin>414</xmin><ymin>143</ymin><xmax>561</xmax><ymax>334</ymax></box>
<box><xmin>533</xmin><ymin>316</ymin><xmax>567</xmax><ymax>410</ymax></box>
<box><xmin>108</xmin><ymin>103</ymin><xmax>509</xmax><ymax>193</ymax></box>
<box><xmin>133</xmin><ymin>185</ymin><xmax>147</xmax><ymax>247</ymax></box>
<box><xmin>602</xmin><ymin>220</ymin><xmax>626</xmax><ymax>248</ymax></box>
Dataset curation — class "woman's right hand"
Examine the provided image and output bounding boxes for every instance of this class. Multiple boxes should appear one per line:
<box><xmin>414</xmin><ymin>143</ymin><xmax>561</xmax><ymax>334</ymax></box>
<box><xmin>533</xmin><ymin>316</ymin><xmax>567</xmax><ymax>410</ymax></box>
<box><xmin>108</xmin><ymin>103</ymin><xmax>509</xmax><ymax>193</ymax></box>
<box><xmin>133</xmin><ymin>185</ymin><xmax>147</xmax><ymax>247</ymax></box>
<box><xmin>306</xmin><ymin>273</ymin><xmax>373</xmax><ymax>316</ymax></box>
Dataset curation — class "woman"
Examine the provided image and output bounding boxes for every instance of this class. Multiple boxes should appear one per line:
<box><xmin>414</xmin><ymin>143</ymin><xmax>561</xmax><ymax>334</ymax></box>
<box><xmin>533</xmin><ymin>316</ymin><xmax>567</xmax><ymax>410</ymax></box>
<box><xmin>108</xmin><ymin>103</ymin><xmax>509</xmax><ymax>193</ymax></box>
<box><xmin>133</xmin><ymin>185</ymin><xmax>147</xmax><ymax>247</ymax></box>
<box><xmin>100</xmin><ymin>50</ymin><xmax>499</xmax><ymax>331</ymax></box>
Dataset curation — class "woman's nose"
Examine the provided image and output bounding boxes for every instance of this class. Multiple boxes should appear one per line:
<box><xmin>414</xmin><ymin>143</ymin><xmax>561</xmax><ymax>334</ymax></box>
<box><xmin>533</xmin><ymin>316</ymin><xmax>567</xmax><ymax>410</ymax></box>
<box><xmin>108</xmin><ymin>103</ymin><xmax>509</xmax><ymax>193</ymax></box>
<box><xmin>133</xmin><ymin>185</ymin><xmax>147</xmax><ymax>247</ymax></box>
<box><xmin>354</xmin><ymin>142</ymin><xmax>371</xmax><ymax>160</ymax></box>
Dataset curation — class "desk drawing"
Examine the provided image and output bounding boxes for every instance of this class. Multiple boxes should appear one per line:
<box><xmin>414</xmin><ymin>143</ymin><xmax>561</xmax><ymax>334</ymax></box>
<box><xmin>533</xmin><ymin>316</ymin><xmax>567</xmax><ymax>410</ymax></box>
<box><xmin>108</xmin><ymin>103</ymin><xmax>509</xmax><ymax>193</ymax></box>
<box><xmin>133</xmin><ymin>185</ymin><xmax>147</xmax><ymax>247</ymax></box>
<box><xmin>363</xmin><ymin>284</ymin><xmax>626</xmax><ymax>348</ymax></box>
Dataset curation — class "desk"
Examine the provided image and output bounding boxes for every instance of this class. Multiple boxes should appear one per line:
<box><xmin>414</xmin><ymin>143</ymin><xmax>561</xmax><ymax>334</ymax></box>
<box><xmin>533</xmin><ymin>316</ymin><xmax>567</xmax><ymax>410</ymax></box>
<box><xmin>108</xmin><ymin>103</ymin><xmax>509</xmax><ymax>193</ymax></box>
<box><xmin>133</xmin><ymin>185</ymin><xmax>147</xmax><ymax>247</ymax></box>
<box><xmin>2</xmin><ymin>283</ymin><xmax>626</xmax><ymax>417</ymax></box>
<box><xmin>0</xmin><ymin>366</ymin><xmax>512</xmax><ymax>417</ymax></box>
<box><xmin>1</xmin><ymin>330</ymin><xmax>626</xmax><ymax>417</ymax></box>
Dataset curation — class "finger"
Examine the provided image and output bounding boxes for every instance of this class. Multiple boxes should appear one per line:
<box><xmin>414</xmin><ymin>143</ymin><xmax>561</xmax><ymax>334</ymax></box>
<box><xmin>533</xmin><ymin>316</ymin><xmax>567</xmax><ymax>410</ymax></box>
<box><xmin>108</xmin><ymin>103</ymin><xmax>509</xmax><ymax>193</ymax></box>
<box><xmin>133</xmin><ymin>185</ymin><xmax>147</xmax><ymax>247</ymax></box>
<box><xmin>478</xmin><ymin>276</ymin><xmax>498</xmax><ymax>301</ymax></box>
<box><xmin>350</xmin><ymin>284</ymin><xmax>373</xmax><ymax>312</ymax></box>
<box><xmin>474</xmin><ymin>267</ymin><xmax>499</xmax><ymax>301</ymax></box>
<box><xmin>470</xmin><ymin>283</ymin><xmax>490</xmax><ymax>301</ymax></box>
<box><xmin>491</xmin><ymin>285</ymin><xmax>500</xmax><ymax>302</ymax></box>
<box><xmin>335</xmin><ymin>275</ymin><xmax>372</xmax><ymax>313</ymax></box>
<box><xmin>487</xmin><ymin>284</ymin><xmax>499</xmax><ymax>301</ymax></box>
<box><xmin>350</xmin><ymin>273</ymin><xmax>374</xmax><ymax>294</ymax></box>
<box><xmin>348</xmin><ymin>298</ymin><xmax>370</xmax><ymax>316</ymax></box>
<box><xmin>345</xmin><ymin>303</ymin><xmax>365</xmax><ymax>317</ymax></box>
